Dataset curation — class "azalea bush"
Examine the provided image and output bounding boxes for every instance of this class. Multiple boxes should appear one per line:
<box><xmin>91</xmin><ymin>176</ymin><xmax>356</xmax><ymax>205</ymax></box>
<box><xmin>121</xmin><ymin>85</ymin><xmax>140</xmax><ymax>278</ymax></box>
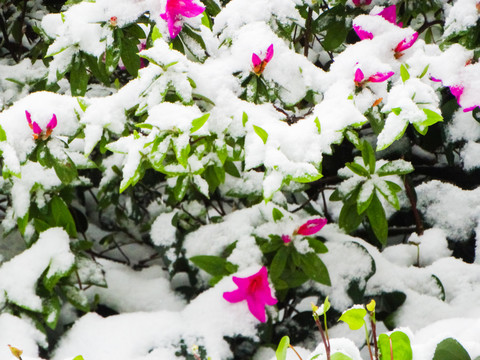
<box><xmin>1</xmin><ymin>0</ymin><xmax>480</xmax><ymax>359</ymax></box>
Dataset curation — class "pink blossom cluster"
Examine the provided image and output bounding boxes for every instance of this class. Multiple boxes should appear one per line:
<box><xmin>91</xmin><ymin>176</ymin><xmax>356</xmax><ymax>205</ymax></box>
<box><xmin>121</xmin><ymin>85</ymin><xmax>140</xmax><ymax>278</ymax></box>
<box><xmin>25</xmin><ymin>111</ymin><xmax>57</xmax><ymax>140</ymax></box>
<box><xmin>160</xmin><ymin>0</ymin><xmax>205</xmax><ymax>39</ymax></box>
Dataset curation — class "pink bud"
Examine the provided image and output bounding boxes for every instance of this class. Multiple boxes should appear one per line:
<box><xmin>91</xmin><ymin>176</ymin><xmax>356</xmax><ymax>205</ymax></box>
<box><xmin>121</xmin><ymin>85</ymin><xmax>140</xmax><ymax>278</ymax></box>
<box><xmin>25</xmin><ymin>110</ymin><xmax>32</xmax><ymax>125</ymax></box>
<box><xmin>296</xmin><ymin>218</ymin><xmax>327</xmax><ymax>236</ymax></box>
<box><xmin>252</xmin><ymin>53</ymin><xmax>262</xmax><ymax>68</ymax></box>
<box><xmin>368</xmin><ymin>71</ymin><xmax>394</xmax><ymax>83</ymax></box>
<box><xmin>352</xmin><ymin>0</ymin><xmax>372</xmax><ymax>6</ymax></box>
<box><xmin>354</xmin><ymin>68</ymin><xmax>365</xmax><ymax>84</ymax></box>
<box><xmin>281</xmin><ymin>235</ymin><xmax>292</xmax><ymax>244</ymax></box>
<box><xmin>265</xmin><ymin>44</ymin><xmax>274</xmax><ymax>63</ymax></box>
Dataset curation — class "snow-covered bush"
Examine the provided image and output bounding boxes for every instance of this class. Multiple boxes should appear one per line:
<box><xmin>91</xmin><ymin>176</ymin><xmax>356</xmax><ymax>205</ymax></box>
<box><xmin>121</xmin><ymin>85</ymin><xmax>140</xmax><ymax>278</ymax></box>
<box><xmin>1</xmin><ymin>0</ymin><xmax>480</xmax><ymax>359</ymax></box>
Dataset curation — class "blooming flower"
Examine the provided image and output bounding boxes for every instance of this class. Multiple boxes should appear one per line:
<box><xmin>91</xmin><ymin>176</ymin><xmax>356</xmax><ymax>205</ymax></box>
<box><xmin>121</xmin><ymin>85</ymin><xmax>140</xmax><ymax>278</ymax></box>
<box><xmin>448</xmin><ymin>85</ymin><xmax>479</xmax><ymax>112</ymax></box>
<box><xmin>223</xmin><ymin>266</ymin><xmax>277</xmax><ymax>322</ymax></box>
<box><xmin>26</xmin><ymin>111</ymin><xmax>57</xmax><ymax>140</ymax></box>
<box><xmin>377</xmin><ymin>5</ymin><xmax>398</xmax><ymax>25</ymax></box>
<box><xmin>296</xmin><ymin>218</ymin><xmax>328</xmax><ymax>236</ymax></box>
<box><xmin>252</xmin><ymin>44</ymin><xmax>274</xmax><ymax>76</ymax></box>
<box><xmin>160</xmin><ymin>0</ymin><xmax>205</xmax><ymax>39</ymax></box>
<box><xmin>354</xmin><ymin>68</ymin><xmax>394</xmax><ymax>87</ymax></box>
<box><xmin>352</xmin><ymin>0</ymin><xmax>372</xmax><ymax>6</ymax></box>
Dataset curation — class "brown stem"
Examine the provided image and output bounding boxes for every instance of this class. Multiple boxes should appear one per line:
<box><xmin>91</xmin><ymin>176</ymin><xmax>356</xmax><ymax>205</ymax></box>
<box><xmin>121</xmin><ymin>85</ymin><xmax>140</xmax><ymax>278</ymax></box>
<box><xmin>403</xmin><ymin>176</ymin><xmax>424</xmax><ymax>235</ymax></box>
<box><xmin>371</xmin><ymin>318</ymin><xmax>378</xmax><ymax>360</ymax></box>
<box><xmin>289</xmin><ymin>345</ymin><xmax>304</xmax><ymax>360</ymax></box>
<box><xmin>314</xmin><ymin>317</ymin><xmax>330</xmax><ymax>360</ymax></box>
<box><xmin>303</xmin><ymin>8</ymin><xmax>313</xmax><ymax>58</ymax></box>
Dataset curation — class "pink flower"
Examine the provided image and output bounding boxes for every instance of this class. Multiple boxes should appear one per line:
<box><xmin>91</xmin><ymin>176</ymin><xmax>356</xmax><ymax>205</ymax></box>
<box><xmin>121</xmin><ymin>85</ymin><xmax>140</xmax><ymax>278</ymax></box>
<box><xmin>354</xmin><ymin>68</ymin><xmax>394</xmax><ymax>86</ymax></box>
<box><xmin>353</xmin><ymin>25</ymin><xmax>373</xmax><ymax>40</ymax></box>
<box><xmin>252</xmin><ymin>44</ymin><xmax>274</xmax><ymax>75</ymax></box>
<box><xmin>26</xmin><ymin>111</ymin><xmax>57</xmax><ymax>140</ymax></box>
<box><xmin>160</xmin><ymin>0</ymin><xmax>205</xmax><ymax>39</ymax></box>
<box><xmin>394</xmin><ymin>32</ymin><xmax>419</xmax><ymax>57</ymax></box>
<box><xmin>296</xmin><ymin>218</ymin><xmax>327</xmax><ymax>236</ymax></box>
<box><xmin>449</xmin><ymin>85</ymin><xmax>464</xmax><ymax>106</ymax></box>
<box><xmin>378</xmin><ymin>5</ymin><xmax>397</xmax><ymax>25</ymax></box>
<box><xmin>281</xmin><ymin>235</ymin><xmax>292</xmax><ymax>244</ymax></box>
<box><xmin>352</xmin><ymin>0</ymin><xmax>372</xmax><ymax>6</ymax></box>
<box><xmin>223</xmin><ymin>266</ymin><xmax>277</xmax><ymax>322</ymax></box>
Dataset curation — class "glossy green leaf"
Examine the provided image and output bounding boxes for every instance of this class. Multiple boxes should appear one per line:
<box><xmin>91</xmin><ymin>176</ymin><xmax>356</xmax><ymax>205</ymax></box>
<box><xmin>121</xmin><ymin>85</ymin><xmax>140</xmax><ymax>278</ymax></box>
<box><xmin>357</xmin><ymin>180</ymin><xmax>375</xmax><ymax>215</ymax></box>
<box><xmin>190</xmin><ymin>255</ymin><xmax>238</xmax><ymax>277</ymax></box>
<box><xmin>191</xmin><ymin>113</ymin><xmax>210</xmax><ymax>133</ymax></box>
<box><xmin>346</xmin><ymin>162</ymin><xmax>370</xmax><ymax>177</ymax></box>
<box><xmin>361</xmin><ymin>140</ymin><xmax>376</xmax><ymax>174</ymax></box>
<box><xmin>70</xmin><ymin>59</ymin><xmax>89</xmax><ymax>96</ymax></box>
<box><xmin>323</xmin><ymin>21</ymin><xmax>348</xmax><ymax>51</ymax></box>
<box><xmin>253</xmin><ymin>125</ymin><xmax>268</xmax><ymax>144</ymax></box>
<box><xmin>51</xmin><ymin>196</ymin><xmax>77</xmax><ymax>237</ymax></box>
<box><xmin>120</xmin><ymin>37</ymin><xmax>140</xmax><ymax>77</ymax></box>
<box><xmin>0</xmin><ymin>124</ymin><xmax>6</xmax><ymax>142</ymax></box>
<box><xmin>270</xmin><ymin>247</ymin><xmax>289</xmax><ymax>279</ymax></box>
<box><xmin>242</xmin><ymin>112</ymin><xmax>249</xmax><ymax>127</ymax></box>
<box><xmin>307</xmin><ymin>237</ymin><xmax>328</xmax><ymax>254</ymax></box>
<box><xmin>299</xmin><ymin>252</ymin><xmax>331</xmax><ymax>286</ymax></box>
<box><xmin>400</xmin><ymin>64</ymin><xmax>410</xmax><ymax>82</ymax></box>
<box><xmin>338</xmin><ymin>307</ymin><xmax>367</xmax><ymax>330</ymax></box>
<box><xmin>378</xmin><ymin>331</ymin><xmax>413</xmax><ymax>360</ymax></box>
<box><xmin>331</xmin><ymin>352</ymin><xmax>353</xmax><ymax>360</ymax></box>
<box><xmin>272</xmin><ymin>207</ymin><xmax>284</xmax><ymax>222</ymax></box>
<box><xmin>377</xmin><ymin>160</ymin><xmax>414</xmax><ymax>176</ymax></box>
<box><xmin>276</xmin><ymin>336</ymin><xmax>290</xmax><ymax>360</ymax></box>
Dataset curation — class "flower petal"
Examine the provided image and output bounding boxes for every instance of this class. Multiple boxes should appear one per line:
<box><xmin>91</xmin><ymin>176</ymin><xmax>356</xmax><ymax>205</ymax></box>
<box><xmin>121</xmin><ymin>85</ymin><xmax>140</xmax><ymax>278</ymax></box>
<box><xmin>265</xmin><ymin>44</ymin><xmax>274</xmax><ymax>63</ymax></box>
<box><xmin>449</xmin><ymin>85</ymin><xmax>464</xmax><ymax>105</ymax></box>
<box><xmin>395</xmin><ymin>32</ymin><xmax>418</xmax><ymax>53</ymax></box>
<box><xmin>378</xmin><ymin>5</ymin><xmax>397</xmax><ymax>24</ymax></box>
<box><xmin>47</xmin><ymin>114</ymin><xmax>57</xmax><ymax>131</ymax></box>
<box><xmin>353</xmin><ymin>25</ymin><xmax>373</xmax><ymax>40</ymax></box>
<box><xmin>25</xmin><ymin>110</ymin><xmax>32</xmax><ymax>125</ymax></box>
<box><xmin>252</xmin><ymin>53</ymin><xmax>262</xmax><ymax>68</ymax></box>
<box><xmin>246</xmin><ymin>294</ymin><xmax>267</xmax><ymax>322</ymax></box>
<box><xmin>175</xmin><ymin>0</ymin><xmax>205</xmax><ymax>18</ymax></box>
<box><xmin>368</xmin><ymin>71</ymin><xmax>394</xmax><ymax>83</ymax></box>
<box><xmin>354</xmin><ymin>68</ymin><xmax>365</xmax><ymax>84</ymax></box>
<box><xmin>223</xmin><ymin>289</ymin><xmax>246</xmax><ymax>303</ymax></box>
<box><xmin>32</xmin><ymin>122</ymin><xmax>42</xmax><ymax>135</ymax></box>
<box><xmin>297</xmin><ymin>218</ymin><xmax>328</xmax><ymax>236</ymax></box>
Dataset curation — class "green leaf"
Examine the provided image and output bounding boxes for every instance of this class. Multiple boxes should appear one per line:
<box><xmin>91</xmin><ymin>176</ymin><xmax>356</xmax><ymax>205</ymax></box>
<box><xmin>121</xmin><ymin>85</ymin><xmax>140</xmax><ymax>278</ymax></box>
<box><xmin>120</xmin><ymin>37</ymin><xmax>141</xmax><ymax>77</ymax></box>
<box><xmin>392</xmin><ymin>107</ymin><xmax>402</xmax><ymax>115</ymax></box>
<box><xmin>419</xmin><ymin>64</ymin><xmax>429</xmax><ymax>79</ymax></box>
<box><xmin>357</xmin><ymin>180</ymin><xmax>375</xmax><ymax>215</ymax></box>
<box><xmin>361</xmin><ymin>140</ymin><xmax>376</xmax><ymax>174</ymax></box>
<box><xmin>172</xmin><ymin>175</ymin><xmax>189</xmax><ymax>202</ymax></box>
<box><xmin>0</xmin><ymin>124</ymin><xmax>6</xmax><ymax>141</ymax></box>
<box><xmin>72</xmin><ymin>356</ymin><xmax>85</xmax><ymax>360</ymax></box>
<box><xmin>421</xmin><ymin>108</ymin><xmax>444</xmax><ymax>127</ymax></box>
<box><xmin>224</xmin><ymin>161</ymin><xmax>241</xmax><ymax>178</ymax></box>
<box><xmin>201</xmin><ymin>12</ymin><xmax>212</xmax><ymax>29</ymax></box>
<box><xmin>70</xmin><ymin>59</ymin><xmax>89</xmax><ymax>96</ymax></box>
<box><xmin>375</xmin><ymin>180</ymin><xmax>400</xmax><ymax>210</ymax></box>
<box><xmin>331</xmin><ymin>352</ymin><xmax>353</xmax><ymax>360</ymax></box>
<box><xmin>191</xmin><ymin>113</ymin><xmax>210</xmax><ymax>133</ymax></box>
<box><xmin>299</xmin><ymin>252</ymin><xmax>331</xmax><ymax>286</ymax></box>
<box><xmin>17</xmin><ymin>213</ymin><xmax>29</xmax><ymax>235</ymax></box>
<box><xmin>151</xmin><ymin>25</ymin><xmax>162</xmax><ymax>42</ymax></box>
<box><xmin>270</xmin><ymin>247</ymin><xmax>289</xmax><ymax>279</ymax></box>
<box><xmin>172</xmin><ymin>138</ymin><xmax>190</xmax><ymax>168</ymax></box>
<box><xmin>338</xmin><ymin>307</ymin><xmax>367</xmax><ymax>330</ymax></box>
<box><xmin>189</xmin><ymin>255</ymin><xmax>238</xmax><ymax>277</ymax></box>
<box><xmin>378</xmin><ymin>331</ymin><xmax>413</xmax><ymax>360</ymax></box>
<box><xmin>260</xmin><ymin>235</ymin><xmax>283</xmax><ymax>253</ymax></box>
<box><xmin>246</xmin><ymin>76</ymin><xmax>258</xmax><ymax>102</ymax></box>
<box><xmin>345</xmin><ymin>129</ymin><xmax>361</xmax><ymax>149</ymax></box>
<box><xmin>314</xmin><ymin>117</ymin><xmax>321</xmax><ymax>134</ymax></box>
<box><xmin>433</xmin><ymin>338</ymin><xmax>471</xmax><ymax>360</ymax></box>
<box><xmin>253</xmin><ymin>125</ymin><xmax>268</xmax><ymax>144</ymax></box>
<box><xmin>53</xmin><ymin>155</ymin><xmax>78</xmax><ymax>185</ymax></box>
<box><xmin>62</xmin><ymin>285</ymin><xmax>90</xmax><ymax>312</ymax></box>
<box><xmin>346</xmin><ymin>162</ymin><xmax>370</xmax><ymax>177</ymax></box>
<box><xmin>323</xmin><ymin>21</ymin><xmax>348</xmax><ymax>51</ymax></box>
<box><xmin>276</xmin><ymin>336</ymin><xmax>290</xmax><ymax>360</ymax></box>
<box><xmin>400</xmin><ymin>64</ymin><xmax>410</xmax><ymax>82</ymax></box>
<box><xmin>366</xmin><ymin>193</ymin><xmax>388</xmax><ymax>245</ymax></box>
<box><xmin>339</xmin><ymin>199</ymin><xmax>364</xmax><ymax>233</ymax></box>
<box><xmin>272</xmin><ymin>207</ymin><xmax>284</xmax><ymax>222</ymax></box>
<box><xmin>51</xmin><ymin>196</ymin><xmax>77</xmax><ymax>237</ymax></box>
<box><xmin>242</xmin><ymin>112</ymin><xmax>248</xmax><ymax>127</ymax></box>
<box><xmin>294</xmin><ymin>170</ymin><xmax>323</xmax><ymax>183</ymax></box>
<box><xmin>377</xmin><ymin>160</ymin><xmax>414</xmax><ymax>176</ymax></box>
<box><xmin>43</xmin><ymin>295</ymin><xmax>61</xmax><ymax>329</ymax></box>
<box><xmin>307</xmin><ymin>237</ymin><xmax>328</xmax><ymax>254</ymax></box>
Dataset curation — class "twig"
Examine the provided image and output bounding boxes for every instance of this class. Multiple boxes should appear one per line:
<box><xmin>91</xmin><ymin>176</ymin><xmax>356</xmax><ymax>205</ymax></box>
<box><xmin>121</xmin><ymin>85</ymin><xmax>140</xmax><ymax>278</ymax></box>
<box><xmin>303</xmin><ymin>7</ymin><xmax>313</xmax><ymax>58</ymax></box>
<box><xmin>289</xmin><ymin>344</ymin><xmax>304</xmax><ymax>360</ymax></box>
<box><xmin>403</xmin><ymin>176</ymin><xmax>424</xmax><ymax>235</ymax></box>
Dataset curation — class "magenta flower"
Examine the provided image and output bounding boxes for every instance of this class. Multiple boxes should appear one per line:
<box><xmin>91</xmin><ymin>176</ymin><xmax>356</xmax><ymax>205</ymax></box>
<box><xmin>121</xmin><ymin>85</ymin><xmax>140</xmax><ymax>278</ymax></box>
<box><xmin>378</xmin><ymin>5</ymin><xmax>397</xmax><ymax>25</ymax></box>
<box><xmin>160</xmin><ymin>0</ymin><xmax>205</xmax><ymax>39</ymax></box>
<box><xmin>352</xmin><ymin>0</ymin><xmax>372</xmax><ymax>6</ymax></box>
<box><xmin>296</xmin><ymin>218</ymin><xmax>328</xmax><ymax>236</ymax></box>
<box><xmin>223</xmin><ymin>266</ymin><xmax>277</xmax><ymax>322</ymax></box>
<box><xmin>394</xmin><ymin>32</ymin><xmax>419</xmax><ymax>57</ymax></box>
<box><xmin>281</xmin><ymin>234</ymin><xmax>292</xmax><ymax>244</ymax></box>
<box><xmin>354</xmin><ymin>68</ymin><xmax>394</xmax><ymax>86</ymax></box>
<box><xmin>449</xmin><ymin>85</ymin><xmax>464</xmax><ymax>106</ymax></box>
<box><xmin>353</xmin><ymin>25</ymin><xmax>374</xmax><ymax>40</ymax></box>
<box><xmin>252</xmin><ymin>44</ymin><xmax>274</xmax><ymax>75</ymax></box>
<box><xmin>25</xmin><ymin>111</ymin><xmax>57</xmax><ymax>140</ymax></box>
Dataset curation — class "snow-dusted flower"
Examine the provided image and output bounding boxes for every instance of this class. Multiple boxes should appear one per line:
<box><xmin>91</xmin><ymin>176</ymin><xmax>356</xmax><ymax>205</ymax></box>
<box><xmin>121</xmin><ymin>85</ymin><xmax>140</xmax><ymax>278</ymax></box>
<box><xmin>354</xmin><ymin>68</ymin><xmax>394</xmax><ymax>87</ymax></box>
<box><xmin>160</xmin><ymin>0</ymin><xmax>205</xmax><ymax>39</ymax></box>
<box><xmin>109</xmin><ymin>16</ymin><xmax>117</xmax><ymax>27</ymax></box>
<box><xmin>223</xmin><ymin>266</ymin><xmax>277</xmax><ymax>323</ymax></box>
<box><xmin>296</xmin><ymin>218</ymin><xmax>327</xmax><ymax>236</ymax></box>
<box><xmin>352</xmin><ymin>0</ymin><xmax>372</xmax><ymax>6</ymax></box>
<box><xmin>252</xmin><ymin>44</ymin><xmax>274</xmax><ymax>76</ymax></box>
<box><xmin>449</xmin><ymin>85</ymin><xmax>480</xmax><ymax>112</ymax></box>
<box><xmin>25</xmin><ymin>111</ymin><xmax>57</xmax><ymax>140</ymax></box>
